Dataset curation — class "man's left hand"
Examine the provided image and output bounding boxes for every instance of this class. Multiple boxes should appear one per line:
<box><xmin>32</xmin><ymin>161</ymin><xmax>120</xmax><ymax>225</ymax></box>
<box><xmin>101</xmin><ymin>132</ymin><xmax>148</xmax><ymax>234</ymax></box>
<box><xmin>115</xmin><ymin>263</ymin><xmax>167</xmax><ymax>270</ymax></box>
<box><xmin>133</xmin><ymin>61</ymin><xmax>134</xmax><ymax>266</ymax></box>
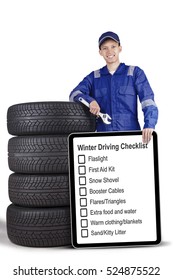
<box><xmin>142</xmin><ymin>128</ymin><xmax>154</xmax><ymax>144</ymax></box>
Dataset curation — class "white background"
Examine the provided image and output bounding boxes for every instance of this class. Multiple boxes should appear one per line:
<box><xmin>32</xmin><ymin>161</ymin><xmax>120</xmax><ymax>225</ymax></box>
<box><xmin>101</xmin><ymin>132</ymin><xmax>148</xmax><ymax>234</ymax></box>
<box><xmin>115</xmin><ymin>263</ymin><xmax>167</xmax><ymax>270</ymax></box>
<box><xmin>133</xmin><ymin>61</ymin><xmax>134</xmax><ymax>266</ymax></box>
<box><xmin>0</xmin><ymin>0</ymin><xmax>172</xmax><ymax>279</ymax></box>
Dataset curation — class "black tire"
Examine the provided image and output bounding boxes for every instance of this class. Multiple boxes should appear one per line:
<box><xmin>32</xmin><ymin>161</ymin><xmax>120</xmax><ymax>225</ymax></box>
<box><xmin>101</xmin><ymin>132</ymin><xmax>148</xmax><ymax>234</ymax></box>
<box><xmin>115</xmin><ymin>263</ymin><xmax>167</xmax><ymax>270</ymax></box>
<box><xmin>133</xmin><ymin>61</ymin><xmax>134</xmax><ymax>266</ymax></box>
<box><xmin>8</xmin><ymin>135</ymin><xmax>69</xmax><ymax>174</ymax></box>
<box><xmin>9</xmin><ymin>173</ymin><xmax>70</xmax><ymax>207</ymax></box>
<box><xmin>7</xmin><ymin>101</ymin><xmax>96</xmax><ymax>136</ymax></box>
<box><xmin>7</xmin><ymin>204</ymin><xmax>71</xmax><ymax>247</ymax></box>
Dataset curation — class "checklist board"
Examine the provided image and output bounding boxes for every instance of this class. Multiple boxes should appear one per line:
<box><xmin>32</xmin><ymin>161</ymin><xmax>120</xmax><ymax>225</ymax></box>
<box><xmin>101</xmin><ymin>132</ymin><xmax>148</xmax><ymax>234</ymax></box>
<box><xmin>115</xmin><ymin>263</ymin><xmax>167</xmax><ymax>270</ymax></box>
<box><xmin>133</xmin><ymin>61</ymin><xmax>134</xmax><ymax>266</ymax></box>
<box><xmin>68</xmin><ymin>131</ymin><xmax>161</xmax><ymax>248</ymax></box>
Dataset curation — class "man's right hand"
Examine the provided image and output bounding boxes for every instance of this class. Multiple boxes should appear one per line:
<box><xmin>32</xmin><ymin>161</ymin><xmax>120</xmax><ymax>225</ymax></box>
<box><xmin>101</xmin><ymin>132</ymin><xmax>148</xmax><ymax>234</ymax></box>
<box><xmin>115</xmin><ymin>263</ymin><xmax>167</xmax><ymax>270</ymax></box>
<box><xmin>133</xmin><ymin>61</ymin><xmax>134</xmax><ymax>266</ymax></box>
<box><xmin>89</xmin><ymin>100</ymin><xmax>100</xmax><ymax>115</ymax></box>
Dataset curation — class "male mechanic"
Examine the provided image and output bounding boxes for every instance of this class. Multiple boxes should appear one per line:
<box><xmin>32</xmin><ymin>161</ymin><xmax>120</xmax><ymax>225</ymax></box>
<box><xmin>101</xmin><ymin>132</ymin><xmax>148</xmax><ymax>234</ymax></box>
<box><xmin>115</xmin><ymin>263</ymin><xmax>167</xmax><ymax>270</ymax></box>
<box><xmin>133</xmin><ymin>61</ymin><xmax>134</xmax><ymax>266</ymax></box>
<box><xmin>69</xmin><ymin>31</ymin><xmax>158</xmax><ymax>143</ymax></box>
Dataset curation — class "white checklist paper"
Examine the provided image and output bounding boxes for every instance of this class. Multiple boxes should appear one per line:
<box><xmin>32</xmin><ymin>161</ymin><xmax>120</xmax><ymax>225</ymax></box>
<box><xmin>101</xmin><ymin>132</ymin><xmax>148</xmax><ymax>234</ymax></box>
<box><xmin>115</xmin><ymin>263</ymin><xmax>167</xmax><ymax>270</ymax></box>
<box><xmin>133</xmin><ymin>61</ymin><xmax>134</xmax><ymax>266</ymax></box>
<box><xmin>69</xmin><ymin>131</ymin><xmax>161</xmax><ymax>248</ymax></box>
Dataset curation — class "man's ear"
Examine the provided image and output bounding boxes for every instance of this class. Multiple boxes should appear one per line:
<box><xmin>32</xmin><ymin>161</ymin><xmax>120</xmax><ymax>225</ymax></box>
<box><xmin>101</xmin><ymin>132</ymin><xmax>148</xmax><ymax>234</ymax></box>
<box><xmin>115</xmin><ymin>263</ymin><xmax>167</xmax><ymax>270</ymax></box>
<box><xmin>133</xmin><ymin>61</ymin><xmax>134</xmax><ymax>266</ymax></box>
<box><xmin>119</xmin><ymin>45</ymin><xmax>122</xmax><ymax>53</ymax></box>
<box><xmin>99</xmin><ymin>49</ymin><xmax>103</xmax><ymax>56</ymax></box>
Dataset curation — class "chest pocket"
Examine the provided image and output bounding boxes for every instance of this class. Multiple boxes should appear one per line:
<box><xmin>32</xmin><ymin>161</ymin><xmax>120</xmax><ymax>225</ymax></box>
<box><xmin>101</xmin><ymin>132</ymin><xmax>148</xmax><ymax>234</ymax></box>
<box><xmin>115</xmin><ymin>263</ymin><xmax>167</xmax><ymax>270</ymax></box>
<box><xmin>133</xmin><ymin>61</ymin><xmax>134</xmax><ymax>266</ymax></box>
<box><xmin>118</xmin><ymin>86</ymin><xmax>137</xmax><ymax>112</ymax></box>
<box><xmin>118</xmin><ymin>86</ymin><xmax>136</xmax><ymax>95</ymax></box>
<box><xmin>95</xmin><ymin>87</ymin><xmax>107</xmax><ymax>97</ymax></box>
<box><xmin>95</xmin><ymin>88</ymin><xmax>107</xmax><ymax>104</ymax></box>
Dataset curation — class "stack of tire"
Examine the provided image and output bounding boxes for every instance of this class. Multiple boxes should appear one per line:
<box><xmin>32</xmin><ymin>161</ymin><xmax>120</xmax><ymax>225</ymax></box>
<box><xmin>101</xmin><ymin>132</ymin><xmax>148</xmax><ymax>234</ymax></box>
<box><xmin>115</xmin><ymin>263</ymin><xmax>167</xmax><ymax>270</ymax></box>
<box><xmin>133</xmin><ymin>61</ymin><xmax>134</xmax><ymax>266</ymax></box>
<box><xmin>7</xmin><ymin>101</ymin><xmax>96</xmax><ymax>247</ymax></box>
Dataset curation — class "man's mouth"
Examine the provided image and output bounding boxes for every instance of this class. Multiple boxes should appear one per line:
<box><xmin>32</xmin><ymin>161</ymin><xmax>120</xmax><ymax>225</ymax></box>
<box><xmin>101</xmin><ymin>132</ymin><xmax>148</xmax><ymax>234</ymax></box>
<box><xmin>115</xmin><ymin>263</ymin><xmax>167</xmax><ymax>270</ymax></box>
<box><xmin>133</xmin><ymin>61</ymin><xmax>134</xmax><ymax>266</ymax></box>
<box><xmin>107</xmin><ymin>55</ymin><xmax>114</xmax><ymax>59</ymax></box>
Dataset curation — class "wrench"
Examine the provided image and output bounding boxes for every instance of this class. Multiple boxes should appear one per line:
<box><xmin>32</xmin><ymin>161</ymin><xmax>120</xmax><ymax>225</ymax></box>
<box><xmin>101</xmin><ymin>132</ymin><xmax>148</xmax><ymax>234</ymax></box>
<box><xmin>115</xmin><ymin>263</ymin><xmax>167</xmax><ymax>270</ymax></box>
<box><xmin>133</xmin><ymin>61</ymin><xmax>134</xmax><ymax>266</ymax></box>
<box><xmin>79</xmin><ymin>97</ymin><xmax>112</xmax><ymax>124</ymax></box>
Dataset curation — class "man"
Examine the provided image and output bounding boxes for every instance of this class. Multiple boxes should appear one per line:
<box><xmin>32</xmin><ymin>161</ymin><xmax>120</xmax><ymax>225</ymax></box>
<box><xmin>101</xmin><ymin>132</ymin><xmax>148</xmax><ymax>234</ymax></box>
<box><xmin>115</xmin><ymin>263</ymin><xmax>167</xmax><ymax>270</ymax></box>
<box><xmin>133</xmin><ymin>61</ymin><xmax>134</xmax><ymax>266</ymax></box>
<box><xmin>69</xmin><ymin>31</ymin><xmax>158</xmax><ymax>143</ymax></box>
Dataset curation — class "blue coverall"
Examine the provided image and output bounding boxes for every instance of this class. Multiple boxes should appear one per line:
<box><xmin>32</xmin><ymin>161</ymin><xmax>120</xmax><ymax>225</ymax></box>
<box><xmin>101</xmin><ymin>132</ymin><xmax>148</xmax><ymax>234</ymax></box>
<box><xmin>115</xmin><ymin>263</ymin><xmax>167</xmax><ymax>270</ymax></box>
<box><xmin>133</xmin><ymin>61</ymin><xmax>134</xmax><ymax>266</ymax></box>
<box><xmin>69</xmin><ymin>63</ymin><xmax>158</xmax><ymax>131</ymax></box>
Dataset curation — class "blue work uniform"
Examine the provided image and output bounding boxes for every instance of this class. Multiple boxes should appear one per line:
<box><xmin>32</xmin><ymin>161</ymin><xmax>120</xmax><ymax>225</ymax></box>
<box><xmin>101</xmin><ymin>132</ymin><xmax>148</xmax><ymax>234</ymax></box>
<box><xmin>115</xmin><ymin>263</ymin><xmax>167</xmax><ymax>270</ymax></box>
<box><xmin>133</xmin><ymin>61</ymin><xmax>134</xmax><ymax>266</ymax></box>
<box><xmin>69</xmin><ymin>63</ymin><xmax>158</xmax><ymax>131</ymax></box>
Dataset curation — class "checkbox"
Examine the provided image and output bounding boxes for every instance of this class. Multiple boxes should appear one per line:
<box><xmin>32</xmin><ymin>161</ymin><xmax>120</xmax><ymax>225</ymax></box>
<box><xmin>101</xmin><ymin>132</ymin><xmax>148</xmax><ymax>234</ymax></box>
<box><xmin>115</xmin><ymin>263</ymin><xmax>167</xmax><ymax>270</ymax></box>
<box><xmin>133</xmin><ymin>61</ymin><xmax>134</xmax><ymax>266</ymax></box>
<box><xmin>80</xmin><ymin>208</ymin><xmax>88</xmax><ymax>217</ymax></box>
<box><xmin>81</xmin><ymin>229</ymin><xmax>88</xmax><ymax>238</ymax></box>
<box><xmin>81</xmin><ymin>219</ymin><xmax>88</xmax><ymax>228</ymax></box>
<box><xmin>78</xmin><ymin>165</ymin><xmax>86</xmax><ymax>175</ymax></box>
<box><xmin>80</xmin><ymin>198</ymin><xmax>87</xmax><ymax>207</ymax></box>
<box><xmin>79</xmin><ymin>187</ymin><xmax>87</xmax><ymax>196</ymax></box>
<box><xmin>79</xmin><ymin>176</ymin><xmax>86</xmax><ymax>185</ymax></box>
<box><xmin>78</xmin><ymin>155</ymin><xmax>85</xmax><ymax>164</ymax></box>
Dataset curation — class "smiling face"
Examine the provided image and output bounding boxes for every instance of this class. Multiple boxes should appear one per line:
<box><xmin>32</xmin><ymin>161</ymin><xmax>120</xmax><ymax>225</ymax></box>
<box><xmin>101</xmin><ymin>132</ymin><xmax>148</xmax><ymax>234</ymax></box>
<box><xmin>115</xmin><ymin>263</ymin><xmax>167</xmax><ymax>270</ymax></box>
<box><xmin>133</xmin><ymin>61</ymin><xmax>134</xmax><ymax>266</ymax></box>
<box><xmin>99</xmin><ymin>39</ymin><xmax>122</xmax><ymax>66</ymax></box>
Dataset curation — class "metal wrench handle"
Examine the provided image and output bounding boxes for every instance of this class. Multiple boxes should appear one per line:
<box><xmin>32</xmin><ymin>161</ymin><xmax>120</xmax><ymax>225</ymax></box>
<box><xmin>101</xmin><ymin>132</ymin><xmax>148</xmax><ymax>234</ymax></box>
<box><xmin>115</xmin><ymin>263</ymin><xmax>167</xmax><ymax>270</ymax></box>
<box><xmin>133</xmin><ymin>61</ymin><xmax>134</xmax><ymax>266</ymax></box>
<box><xmin>79</xmin><ymin>97</ymin><xmax>112</xmax><ymax>124</ymax></box>
<box><xmin>78</xmin><ymin>97</ymin><xmax>90</xmax><ymax>108</ymax></box>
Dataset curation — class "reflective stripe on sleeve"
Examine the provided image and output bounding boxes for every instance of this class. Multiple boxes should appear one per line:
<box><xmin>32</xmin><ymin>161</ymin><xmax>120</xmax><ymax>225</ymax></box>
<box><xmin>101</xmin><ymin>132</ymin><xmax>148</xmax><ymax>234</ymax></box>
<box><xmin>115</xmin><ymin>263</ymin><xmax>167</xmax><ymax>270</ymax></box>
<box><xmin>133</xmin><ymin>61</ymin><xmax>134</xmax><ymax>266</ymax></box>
<box><xmin>69</xmin><ymin>90</ymin><xmax>83</xmax><ymax>101</ymax></box>
<box><xmin>141</xmin><ymin>99</ymin><xmax>157</xmax><ymax>109</ymax></box>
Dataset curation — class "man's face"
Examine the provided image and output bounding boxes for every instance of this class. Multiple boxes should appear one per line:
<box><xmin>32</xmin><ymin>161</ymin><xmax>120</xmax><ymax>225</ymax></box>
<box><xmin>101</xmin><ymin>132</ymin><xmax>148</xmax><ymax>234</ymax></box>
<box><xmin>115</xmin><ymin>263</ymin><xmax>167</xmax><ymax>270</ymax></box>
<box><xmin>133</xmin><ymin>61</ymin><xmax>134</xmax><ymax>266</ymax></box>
<box><xmin>99</xmin><ymin>39</ymin><xmax>122</xmax><ymax>64</ymax></box>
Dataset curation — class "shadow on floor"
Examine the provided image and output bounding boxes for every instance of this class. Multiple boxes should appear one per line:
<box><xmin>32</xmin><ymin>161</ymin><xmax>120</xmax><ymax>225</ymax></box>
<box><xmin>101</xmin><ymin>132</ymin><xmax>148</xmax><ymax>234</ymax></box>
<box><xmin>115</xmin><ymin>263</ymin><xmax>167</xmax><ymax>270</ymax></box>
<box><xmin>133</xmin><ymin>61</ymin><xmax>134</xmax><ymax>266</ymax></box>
<box><xmin>0</xmin><ymin>219</ymin><xmax>10</xmax><ymax>246</ymax></box>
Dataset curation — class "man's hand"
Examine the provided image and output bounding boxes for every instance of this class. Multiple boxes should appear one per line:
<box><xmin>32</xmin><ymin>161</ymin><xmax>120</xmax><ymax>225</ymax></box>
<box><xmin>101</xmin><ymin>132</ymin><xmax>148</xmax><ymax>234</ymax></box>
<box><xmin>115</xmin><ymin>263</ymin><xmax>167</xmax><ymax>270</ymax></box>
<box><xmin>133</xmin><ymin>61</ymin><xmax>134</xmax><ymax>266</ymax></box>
<box><xmin>142</xmin><ymin>128</ymin><xmax>154</xmax><ymax>144</ymax></box>
<box><xmin>89</xmin><ymin>100</ymin><xmax>100</xmax><ymax>115</ymax></box>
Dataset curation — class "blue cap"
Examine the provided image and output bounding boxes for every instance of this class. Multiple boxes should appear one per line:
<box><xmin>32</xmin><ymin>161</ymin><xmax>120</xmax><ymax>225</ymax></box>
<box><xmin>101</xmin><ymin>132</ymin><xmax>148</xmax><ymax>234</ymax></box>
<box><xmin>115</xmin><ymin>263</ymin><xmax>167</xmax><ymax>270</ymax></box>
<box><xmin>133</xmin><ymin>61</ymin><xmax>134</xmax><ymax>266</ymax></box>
<box><xmin>99</xmin><ymin>31</ymin><xmax>120</xmax><ymax>48</ymax></box>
